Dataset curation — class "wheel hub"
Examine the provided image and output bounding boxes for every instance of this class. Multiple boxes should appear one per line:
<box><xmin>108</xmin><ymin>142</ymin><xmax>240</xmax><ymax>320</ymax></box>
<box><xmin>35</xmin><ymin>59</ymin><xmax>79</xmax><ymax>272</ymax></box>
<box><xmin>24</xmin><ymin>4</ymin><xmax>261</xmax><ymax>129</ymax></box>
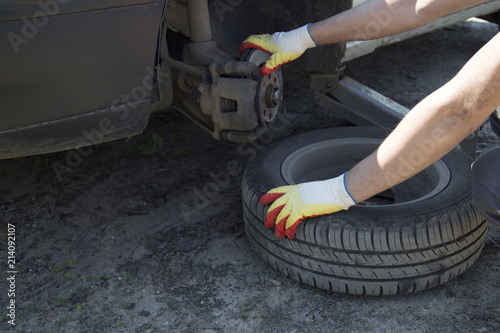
<box><xmin>240</xmin><ymin>49</ymin><xmax>283</xmax><ymax>123</ymax></box>
<box><xmin>259</xmin><ymin>71</ymin><xmax>281</xmax><ymax>122</ymax></box>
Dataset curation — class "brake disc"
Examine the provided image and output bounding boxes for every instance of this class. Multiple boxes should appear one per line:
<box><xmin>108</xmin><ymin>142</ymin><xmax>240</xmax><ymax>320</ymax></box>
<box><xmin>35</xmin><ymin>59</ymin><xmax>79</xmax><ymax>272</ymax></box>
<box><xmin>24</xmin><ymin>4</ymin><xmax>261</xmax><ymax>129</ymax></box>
<box><xmin>240</xmin><ymin>49</ymin><xmax>283</xmax><ymax>123</ymax></box>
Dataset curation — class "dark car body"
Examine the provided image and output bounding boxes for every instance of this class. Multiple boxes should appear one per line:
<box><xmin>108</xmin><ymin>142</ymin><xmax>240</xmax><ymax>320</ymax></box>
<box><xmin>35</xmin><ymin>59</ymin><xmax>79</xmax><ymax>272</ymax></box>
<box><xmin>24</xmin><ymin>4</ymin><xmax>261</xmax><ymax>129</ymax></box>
<box><xmin>0</xmin><ymin>0</ymin><xmax>167</xmax><ymax>159</ymax></box>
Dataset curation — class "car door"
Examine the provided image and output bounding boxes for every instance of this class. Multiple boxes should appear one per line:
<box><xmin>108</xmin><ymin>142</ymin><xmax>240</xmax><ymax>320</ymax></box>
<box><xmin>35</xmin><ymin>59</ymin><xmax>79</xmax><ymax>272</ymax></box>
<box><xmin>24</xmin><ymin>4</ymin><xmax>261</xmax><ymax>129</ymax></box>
<box><xmin>0</xmin><ymin>0</ymin><xmax>167</xmax><ymax>159</ymax></box>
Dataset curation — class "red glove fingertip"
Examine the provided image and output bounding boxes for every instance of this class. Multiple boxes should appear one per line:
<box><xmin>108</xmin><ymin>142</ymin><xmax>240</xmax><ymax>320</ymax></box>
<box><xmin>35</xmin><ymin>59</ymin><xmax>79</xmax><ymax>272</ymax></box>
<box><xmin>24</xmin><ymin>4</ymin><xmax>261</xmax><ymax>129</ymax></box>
<box><xmin>275</xmin><ymin>216</ymin><xmax>289</xmax><ymax>238</ymax></box>
<box><xmin>261</xmin><ymin>60</ymin><xmax>293</xmax><ymax>76</ymax></box>
<box><xmin>285</xmin><ymin>219</ymin><xmax>303</xmax><ymax>239</ymax></box>
<box><xmin>260</xmin><ymin>64</ymin><xmax>277</xmax><ymax>76</ymax></box>
<box><xmin>264</xmin><ymin>204</ymin><xmax>284</xmax><ymax>228</ymax></box>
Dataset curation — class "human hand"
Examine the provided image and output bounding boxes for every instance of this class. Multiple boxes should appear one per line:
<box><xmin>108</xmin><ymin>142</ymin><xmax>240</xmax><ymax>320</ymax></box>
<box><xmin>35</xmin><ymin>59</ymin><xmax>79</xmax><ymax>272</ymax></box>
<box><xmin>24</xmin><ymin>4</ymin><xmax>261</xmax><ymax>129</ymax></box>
<box><xmin>259</xmin><ymin>173</ymin><xmax>356</xmax><ymax>239</ymax></box>
<box><xmin>239</xmin><ymin>24</ymin><xmax>317</xmax><ymax>76</ymax></box>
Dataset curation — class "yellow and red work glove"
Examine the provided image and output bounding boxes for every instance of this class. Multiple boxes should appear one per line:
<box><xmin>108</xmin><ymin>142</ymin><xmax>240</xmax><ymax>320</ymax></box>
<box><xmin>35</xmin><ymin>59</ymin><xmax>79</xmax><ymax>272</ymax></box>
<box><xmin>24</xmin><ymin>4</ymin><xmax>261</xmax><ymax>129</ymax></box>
<box><xmin>260</xmin><ymin>173</ymin><xmax>357</xmax><ymax>239</ymax></box>
<box><xmin>239</xmin><ymin>24</ymin><xmax>317</xmax><ymax>76</ymax></box>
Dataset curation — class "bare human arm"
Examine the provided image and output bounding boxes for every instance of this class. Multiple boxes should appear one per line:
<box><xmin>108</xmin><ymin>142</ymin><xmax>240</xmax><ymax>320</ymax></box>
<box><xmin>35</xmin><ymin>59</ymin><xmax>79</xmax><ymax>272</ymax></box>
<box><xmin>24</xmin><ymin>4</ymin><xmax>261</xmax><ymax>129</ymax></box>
<box><xmin>309</xmin><ymin>0</ymin><xmax>489</xmax><ymax>44</ymax></box>
<box><xmin>346</xmin><ymin>31</ymin><xmax>500</xmax><ymax>203</ymax></box>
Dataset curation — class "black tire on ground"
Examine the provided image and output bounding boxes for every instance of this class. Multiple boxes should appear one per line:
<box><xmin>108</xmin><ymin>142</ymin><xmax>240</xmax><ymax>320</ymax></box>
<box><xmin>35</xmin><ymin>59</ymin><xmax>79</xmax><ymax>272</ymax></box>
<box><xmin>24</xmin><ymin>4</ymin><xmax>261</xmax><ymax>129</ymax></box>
<box><xmin>242</xmin><ymin>127</ymin><xmax>487</xmax><ymax>296</ymax></box>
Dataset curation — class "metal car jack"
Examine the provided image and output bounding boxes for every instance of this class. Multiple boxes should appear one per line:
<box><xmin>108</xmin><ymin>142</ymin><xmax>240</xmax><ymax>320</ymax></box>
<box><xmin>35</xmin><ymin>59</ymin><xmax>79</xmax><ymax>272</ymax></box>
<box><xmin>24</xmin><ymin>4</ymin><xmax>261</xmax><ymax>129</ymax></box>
<box><xmin>310</xmin><ymin>72</ymin><xmax>478</xmax><ymax>158</ymax></box>
<box><xmin>311</xmin><ymin>73</ymin><xmax>405</xmax><ymax>128</ymax></box>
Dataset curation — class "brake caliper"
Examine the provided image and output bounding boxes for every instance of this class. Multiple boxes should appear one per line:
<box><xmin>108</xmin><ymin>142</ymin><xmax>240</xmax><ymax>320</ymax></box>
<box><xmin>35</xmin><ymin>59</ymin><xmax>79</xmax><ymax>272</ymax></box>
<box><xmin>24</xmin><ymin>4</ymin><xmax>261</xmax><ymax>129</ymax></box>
<box><xmin>199</xmin><ymin>49</ymin><xmax>283</xmax><ymax>142</ymax></box>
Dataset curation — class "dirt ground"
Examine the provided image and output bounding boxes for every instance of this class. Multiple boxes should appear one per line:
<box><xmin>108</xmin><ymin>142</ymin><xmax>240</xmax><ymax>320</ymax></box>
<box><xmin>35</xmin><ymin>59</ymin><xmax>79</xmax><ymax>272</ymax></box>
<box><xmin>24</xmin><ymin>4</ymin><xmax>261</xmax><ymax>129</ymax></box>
<box><xmin>2</xmin><ymin>19</ymin><xmax>500</xmax><ymax>333</ymax></box>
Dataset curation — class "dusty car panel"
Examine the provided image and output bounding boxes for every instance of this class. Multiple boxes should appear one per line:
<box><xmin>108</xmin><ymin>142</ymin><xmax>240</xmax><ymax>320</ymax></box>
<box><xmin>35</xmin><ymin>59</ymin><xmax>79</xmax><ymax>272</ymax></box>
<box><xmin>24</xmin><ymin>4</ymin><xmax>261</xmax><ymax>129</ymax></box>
<box><xmin>0</xmin><ymin>0</ymin><xmax>166</xmax><ymax>159</ymax></box>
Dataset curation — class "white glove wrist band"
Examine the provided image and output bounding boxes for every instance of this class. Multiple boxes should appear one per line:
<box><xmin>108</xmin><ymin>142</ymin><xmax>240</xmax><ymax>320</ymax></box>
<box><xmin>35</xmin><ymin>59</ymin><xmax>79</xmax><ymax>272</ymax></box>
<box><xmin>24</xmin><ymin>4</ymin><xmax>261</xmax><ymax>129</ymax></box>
<box><xmin>300</xmin><ymin>173</ymin><xmax>357</xmax><ymax>210</ymax></box>
<box><xmin>272</xmin><ymin>24</ymin><xmax>317</xmax><ymax>53</ymax></box>
<box><xmin>327</xmin><ymin>173</ymin><xmax>357</xmax><ymax>209</ymax></box>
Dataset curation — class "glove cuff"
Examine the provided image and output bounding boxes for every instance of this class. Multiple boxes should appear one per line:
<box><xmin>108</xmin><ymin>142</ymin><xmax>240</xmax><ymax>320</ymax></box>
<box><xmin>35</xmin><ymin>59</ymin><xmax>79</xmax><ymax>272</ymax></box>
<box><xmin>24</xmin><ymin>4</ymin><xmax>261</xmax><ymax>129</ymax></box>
<box><xmin>272</xmin><ymin>24</ymin><xmax>317</xmax><ymax>53</ymax></box>
<box><xmin>327</xmin><ymin>173</ymin><xmax>357</xmax><ymax>210</ymax></box>
<box><xmin>293</xmin><ymin>24</ymin><xmax>317</xmax><ymax>49</ymax></box>
<box><xmin>305</xmin><ymin>23</ymin><xmax>318</xmax><ymax>47</ymax></box>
